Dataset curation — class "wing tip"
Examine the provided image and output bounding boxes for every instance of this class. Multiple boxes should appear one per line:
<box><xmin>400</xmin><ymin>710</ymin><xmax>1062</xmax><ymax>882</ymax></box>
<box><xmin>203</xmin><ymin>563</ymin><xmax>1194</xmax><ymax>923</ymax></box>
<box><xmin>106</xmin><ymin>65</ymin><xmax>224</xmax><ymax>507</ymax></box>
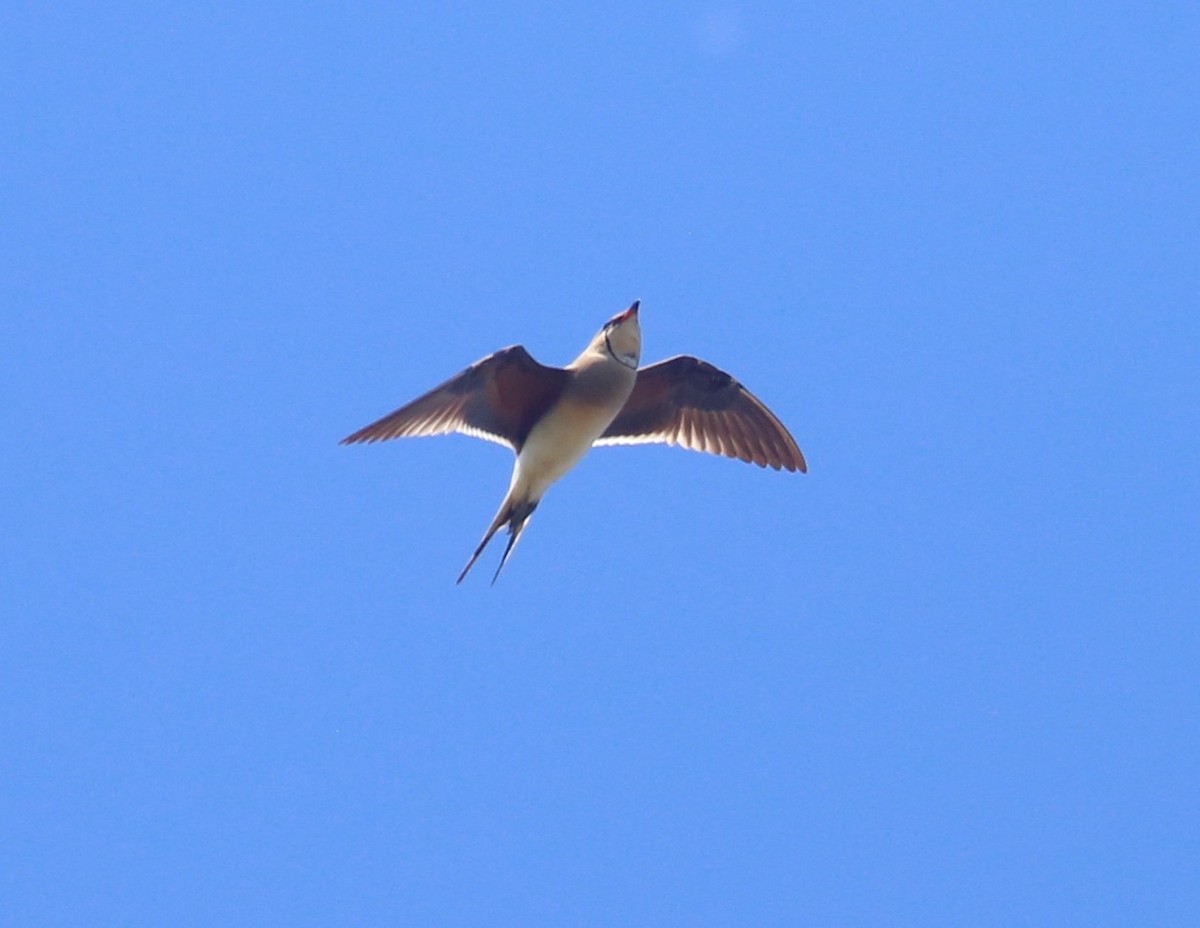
<box><xmin>773</xmin><ymin>449</ymin><xmax>807</xmax><ymax>473</ymax></box>
<box><xmin>339</xmin><ymin>430</ymin><xmax>385</xmax><ymax>445</ymax></box>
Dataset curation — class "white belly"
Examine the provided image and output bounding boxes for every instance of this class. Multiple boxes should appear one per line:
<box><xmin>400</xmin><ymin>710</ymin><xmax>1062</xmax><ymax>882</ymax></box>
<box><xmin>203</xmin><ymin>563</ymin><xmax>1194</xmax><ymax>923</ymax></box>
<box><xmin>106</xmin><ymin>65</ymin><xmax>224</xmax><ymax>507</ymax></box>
<box><xmin>513</xmin><ymin>398</ymin><xmax>621</xmax><ymax>499</ymax></box>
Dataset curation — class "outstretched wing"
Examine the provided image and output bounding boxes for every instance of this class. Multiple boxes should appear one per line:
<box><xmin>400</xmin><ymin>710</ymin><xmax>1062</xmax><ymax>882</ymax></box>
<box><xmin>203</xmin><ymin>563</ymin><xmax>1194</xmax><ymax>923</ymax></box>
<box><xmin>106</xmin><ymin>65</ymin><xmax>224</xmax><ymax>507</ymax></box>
<box><xmin>596</xmin><ymin>355</ymin><xmax>807</xmax><ymax>472</ymax></box>
<box><xmin>341</xmin><ymin>346</ymin><xmax>570</xmax><ymax>452</ymax></box>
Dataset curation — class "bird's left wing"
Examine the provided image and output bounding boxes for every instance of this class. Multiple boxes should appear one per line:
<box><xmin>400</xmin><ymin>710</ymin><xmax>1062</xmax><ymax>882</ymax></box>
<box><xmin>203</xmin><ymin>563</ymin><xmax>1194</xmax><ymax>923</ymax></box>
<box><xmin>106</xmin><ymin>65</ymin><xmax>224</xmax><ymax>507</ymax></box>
<box><xmin>341</xmin><ymin>345</ymin><xmax>569</xmax><ymax>452</ymax></box>
<box><xmin>595</xmin><ymin>356</ymin><xmax>807</xmax><ymax>472</ymax></box>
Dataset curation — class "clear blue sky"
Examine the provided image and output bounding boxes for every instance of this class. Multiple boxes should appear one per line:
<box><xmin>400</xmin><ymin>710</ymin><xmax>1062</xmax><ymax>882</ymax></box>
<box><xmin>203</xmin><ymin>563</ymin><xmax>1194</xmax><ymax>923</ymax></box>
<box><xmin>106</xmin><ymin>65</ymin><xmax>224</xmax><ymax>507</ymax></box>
<box><xmin>3</xmin><ymin>3</ymin><xmax>1197</xmax><ymax>925</ymax></box>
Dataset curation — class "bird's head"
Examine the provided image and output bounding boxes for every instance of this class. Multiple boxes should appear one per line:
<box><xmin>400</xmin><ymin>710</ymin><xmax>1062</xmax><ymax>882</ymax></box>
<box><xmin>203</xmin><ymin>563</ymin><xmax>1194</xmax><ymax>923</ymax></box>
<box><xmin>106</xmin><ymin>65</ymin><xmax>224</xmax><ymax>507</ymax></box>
<box><xmin>595</xmin><ymin>299</ymin><xmax>641</xmax><ymax>369</ymax></box>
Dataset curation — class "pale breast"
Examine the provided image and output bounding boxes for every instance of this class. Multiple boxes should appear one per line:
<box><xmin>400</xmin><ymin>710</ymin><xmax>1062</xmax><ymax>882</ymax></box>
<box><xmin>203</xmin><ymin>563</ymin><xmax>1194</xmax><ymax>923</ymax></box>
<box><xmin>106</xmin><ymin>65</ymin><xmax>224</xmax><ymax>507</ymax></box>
<box><xmin>515</xmin><ymin>361</ymin><xmax>636</xmax><ymax>496</ymax></box>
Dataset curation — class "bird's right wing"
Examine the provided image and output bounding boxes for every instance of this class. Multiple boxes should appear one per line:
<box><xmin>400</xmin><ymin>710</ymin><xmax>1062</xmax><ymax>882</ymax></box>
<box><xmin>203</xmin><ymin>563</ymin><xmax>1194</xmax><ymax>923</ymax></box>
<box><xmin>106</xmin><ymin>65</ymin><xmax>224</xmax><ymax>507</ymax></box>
<box><xmin>596</xmin><ymin>356</ymin><xmax>806</xmax><ymax>472</ymax></box>
<box><xmin>340</xmin><ymin>346</ymin><xmax>570</xmax><ymax>452</ymax></box>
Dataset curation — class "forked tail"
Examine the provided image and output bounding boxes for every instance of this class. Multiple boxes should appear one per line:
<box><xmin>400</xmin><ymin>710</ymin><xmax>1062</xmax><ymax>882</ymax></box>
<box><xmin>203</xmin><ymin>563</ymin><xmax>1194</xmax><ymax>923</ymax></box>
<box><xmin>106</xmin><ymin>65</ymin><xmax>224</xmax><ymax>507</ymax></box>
<box><xmin>456</xmin><ymin>495</ymin><xmax>539</xmax><ymax>585</ymax></box>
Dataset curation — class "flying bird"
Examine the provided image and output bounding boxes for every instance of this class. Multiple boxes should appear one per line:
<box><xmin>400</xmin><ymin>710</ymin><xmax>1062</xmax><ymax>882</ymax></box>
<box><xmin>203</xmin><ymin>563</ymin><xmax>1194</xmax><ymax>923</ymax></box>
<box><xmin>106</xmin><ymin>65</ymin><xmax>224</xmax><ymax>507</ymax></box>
<box><xmin>341</xmin><ymin>301</ymin><xmax>806</xmax><ymax>583</ymax></box>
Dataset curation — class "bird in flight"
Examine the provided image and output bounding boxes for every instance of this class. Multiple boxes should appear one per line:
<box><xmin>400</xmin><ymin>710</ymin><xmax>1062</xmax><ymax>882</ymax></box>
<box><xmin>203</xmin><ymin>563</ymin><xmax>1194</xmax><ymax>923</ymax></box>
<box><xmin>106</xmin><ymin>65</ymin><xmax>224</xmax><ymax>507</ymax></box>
<box><xmin>341</xmin><ymin>301</ymin><xmax>806</xmax><ymax>583</ymax></box>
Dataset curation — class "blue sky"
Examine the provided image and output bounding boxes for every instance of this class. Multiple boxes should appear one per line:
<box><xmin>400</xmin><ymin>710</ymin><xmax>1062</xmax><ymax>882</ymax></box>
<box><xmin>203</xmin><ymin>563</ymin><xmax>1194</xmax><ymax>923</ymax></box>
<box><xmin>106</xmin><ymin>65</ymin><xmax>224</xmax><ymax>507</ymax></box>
<box><xmin>3</xmin><ymin>3</ymin><xmax>1197</xmax><ymax>925</ymax></box>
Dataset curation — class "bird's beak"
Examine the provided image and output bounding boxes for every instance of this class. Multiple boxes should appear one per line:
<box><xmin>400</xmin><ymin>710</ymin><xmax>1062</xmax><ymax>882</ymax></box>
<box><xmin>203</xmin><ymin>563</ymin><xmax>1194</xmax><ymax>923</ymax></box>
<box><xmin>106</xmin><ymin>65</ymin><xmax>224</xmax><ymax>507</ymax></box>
<box><xmin>622</xmin><ymin>299</ymin><xmax>640</xmax><ymax>321</ymax></box>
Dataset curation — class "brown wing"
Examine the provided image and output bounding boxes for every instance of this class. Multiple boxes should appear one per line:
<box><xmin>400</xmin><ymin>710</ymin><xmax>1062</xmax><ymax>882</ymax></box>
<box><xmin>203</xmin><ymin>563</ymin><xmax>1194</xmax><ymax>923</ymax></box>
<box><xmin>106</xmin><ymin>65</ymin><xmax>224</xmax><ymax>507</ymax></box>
<box><xmin>340</xmin><ymin>345</ymin><xmax>570</xmax><ymax>452</ymax></box>
<box><xmin>596</xmin><ymin>356</ymin><xmax>807</xmax><ymax>472</ymax></box>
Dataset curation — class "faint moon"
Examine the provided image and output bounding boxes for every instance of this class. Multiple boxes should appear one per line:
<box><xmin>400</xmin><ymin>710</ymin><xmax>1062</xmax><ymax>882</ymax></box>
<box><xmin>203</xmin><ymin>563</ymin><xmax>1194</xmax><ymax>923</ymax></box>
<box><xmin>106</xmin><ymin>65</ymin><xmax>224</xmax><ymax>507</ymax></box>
<box><xmin>695</xmin><ymin>7</ymin><xmax>747</xmax><ymax>58</ymax></box>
